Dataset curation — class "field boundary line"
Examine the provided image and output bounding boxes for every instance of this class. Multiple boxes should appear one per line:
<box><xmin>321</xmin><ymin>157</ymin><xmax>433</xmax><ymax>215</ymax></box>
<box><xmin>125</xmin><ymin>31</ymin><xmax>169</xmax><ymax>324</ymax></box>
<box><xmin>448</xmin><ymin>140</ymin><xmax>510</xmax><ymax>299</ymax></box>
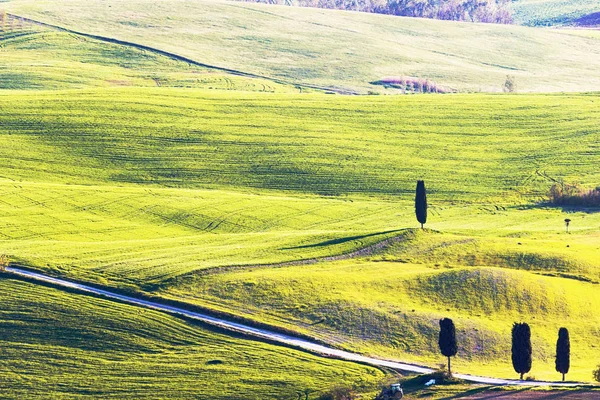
<box><xmin>5</xmin><ymin>13</ymin><xmax>358</xmax><ymax>95</ymax></box>
<box><xmin>170</xmin><ymin>228</ymin><xmax>412</xmax><ymax>280</ymax></box>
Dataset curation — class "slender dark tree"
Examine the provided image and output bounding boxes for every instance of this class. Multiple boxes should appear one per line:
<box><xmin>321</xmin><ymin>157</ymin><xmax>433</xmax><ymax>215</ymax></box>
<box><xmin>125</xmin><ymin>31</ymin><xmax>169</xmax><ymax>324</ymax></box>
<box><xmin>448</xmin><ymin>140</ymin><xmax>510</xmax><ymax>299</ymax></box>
<box><xmin>511</xmin><ymin>323</ymin><xmax>532</xmax><ymax>380</ymax></box>
<box><xmin>415</xmin><ymin>180</ymin><xmax>427</xmax><ymax>229</ymax></box>
<box><xmin>438</xmin><ymin>318</ymin><xmax>458</xmax><ymax>375</ymax></box>
<box><xmin>555</xmin><ymin>327</ymin><xmax>570</xmax><ymax>382</ymax></box>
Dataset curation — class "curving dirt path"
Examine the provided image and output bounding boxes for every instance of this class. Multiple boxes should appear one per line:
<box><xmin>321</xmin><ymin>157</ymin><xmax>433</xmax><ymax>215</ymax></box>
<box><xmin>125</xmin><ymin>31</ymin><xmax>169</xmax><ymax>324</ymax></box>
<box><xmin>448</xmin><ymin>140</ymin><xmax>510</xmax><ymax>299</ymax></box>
<box><xmin>4</xmin><ymin>266</ymin><xmax>588</xmax><ymax>388</ymax></box>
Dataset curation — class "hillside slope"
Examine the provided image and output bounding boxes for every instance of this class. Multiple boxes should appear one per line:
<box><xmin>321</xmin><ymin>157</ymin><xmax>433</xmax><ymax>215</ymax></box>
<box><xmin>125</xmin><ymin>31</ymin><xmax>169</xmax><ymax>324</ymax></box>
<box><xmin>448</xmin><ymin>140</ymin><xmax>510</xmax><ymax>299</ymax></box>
<box><xmin>0</xmin><ymin>89</ymin><xmax>598</xmax><ymax>381</ymax></box>
<box><xmin>514</xmin><ymin>0</ymin><xmax>600</xmax><ymax>26</ymax></box>
<box><xmin>0</xmin><ymin>277</ymin><xmax>382</xmax><ymax>398</ymax></box>
<box><xmin>0</xmin><ymin>19</ymin><xmax>300</xmax><ymax>91</ymax></box>
<box><xmin>3</xmin><ymin>0</ymin><xmax>600</xmax><ymax>93</ymax></box>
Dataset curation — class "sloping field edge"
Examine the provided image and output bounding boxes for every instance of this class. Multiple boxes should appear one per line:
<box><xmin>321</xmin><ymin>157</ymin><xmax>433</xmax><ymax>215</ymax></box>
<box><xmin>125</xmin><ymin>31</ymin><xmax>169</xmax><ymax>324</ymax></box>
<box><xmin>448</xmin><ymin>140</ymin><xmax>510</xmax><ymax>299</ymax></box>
<box><xmin>5</xmin><ymin>13</ymin><xmax>359</xmax><ymax>94</ymax></box>
<box><xmin>168</xmin><ymin>228</ymin><xmax>414</xmax><ymax>281</ymax></box>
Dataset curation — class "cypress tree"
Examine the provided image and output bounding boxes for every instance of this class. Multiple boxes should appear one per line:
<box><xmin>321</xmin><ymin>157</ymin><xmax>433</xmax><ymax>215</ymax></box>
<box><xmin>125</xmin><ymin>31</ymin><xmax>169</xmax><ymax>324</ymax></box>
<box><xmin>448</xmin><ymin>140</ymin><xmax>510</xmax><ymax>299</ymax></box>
<box><xmin>511</xmin><ymin>322</ymin><xmax>532</xmax><ymax>380</ymax></box>
<box><xmin>438</xmin><ymin>318</ymin><xmax>458</xmax><ymax>375</ymax></box>
<box><xmin>415</xmin><ymin>180</ymin><xmax>427</xmax><ymax>229</ymax></box>
<box><xmin>555</xmin><ymin>327</ymin><xmax>570</xmax><ymax>382</ymax></box>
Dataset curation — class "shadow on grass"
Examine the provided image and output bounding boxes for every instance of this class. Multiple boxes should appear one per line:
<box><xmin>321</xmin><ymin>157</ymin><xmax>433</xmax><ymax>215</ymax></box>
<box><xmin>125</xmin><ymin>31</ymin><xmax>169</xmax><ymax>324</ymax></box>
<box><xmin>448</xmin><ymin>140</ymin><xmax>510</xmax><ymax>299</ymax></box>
<box><xmin>541</xmin><ymin>389</ymin><xmax>600</xmax><ymax>399</ymax></box>
<box><xmin>438</xmin><ymin>386</ymin><xmax>529</xmax><ymax>399</ymax></box>
<box><xmin>281</xmin><ymin>229</ymin><xmax>405</xmax><ymax>250</ymax></box>
<box><xmin>521</xmin><ymin>202</ymin><xmax>600</xmax><ymax>215</ymax></box>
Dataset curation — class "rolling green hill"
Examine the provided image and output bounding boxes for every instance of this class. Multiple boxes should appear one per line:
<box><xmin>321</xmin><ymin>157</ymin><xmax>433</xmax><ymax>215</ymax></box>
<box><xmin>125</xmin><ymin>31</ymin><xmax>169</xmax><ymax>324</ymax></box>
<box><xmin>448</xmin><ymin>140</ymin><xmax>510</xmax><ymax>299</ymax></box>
<box><xmin>514</xmin><ymin>0</ymin><xmax>600</xmax><ymax>26</ymax></box>
<box><xmin>0</xmin><ymin>22</ymin><xmax>300</xmax><ymax>91</ymax></box>
<box><xmin>0</xmin><ymin>88</ymin><xmax>599</xmax><ymax>381</ymax></box>
<box><xmin>3</xmin><ymin>0</ymin><xmax>600</xmax><ymax>93</ymax></box>
<box><xmin>170</xmin><ymin>258</ymin><xmax>600</xmax><ymax>382</ymax></box>
<box><xmin>0</xmin><ymin>277</ymin><xmax>382</xmax><ymax>399</ymax></box>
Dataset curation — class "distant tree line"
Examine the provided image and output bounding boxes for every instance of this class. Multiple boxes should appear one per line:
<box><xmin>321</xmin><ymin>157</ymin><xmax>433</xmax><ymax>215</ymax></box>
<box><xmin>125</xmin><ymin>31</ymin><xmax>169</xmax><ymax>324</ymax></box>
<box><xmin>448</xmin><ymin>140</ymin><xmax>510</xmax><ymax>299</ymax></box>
<box><xmin>245</xmin><ymin>0</ymin><xmax>513</xmax><ymax>24</ymax></box>
<box><xmin>373</xmin><ymin>76</ymin><xmax>452</xmax><ymax>94</ymax></box>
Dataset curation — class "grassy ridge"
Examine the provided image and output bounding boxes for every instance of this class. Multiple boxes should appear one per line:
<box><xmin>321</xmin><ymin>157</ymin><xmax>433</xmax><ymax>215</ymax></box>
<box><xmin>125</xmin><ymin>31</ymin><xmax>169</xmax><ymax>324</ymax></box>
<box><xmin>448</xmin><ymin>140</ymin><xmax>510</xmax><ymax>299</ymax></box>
<box><xmin>0</xmin><ymin>277</ymin><xmax>383</xmax><ymax>399</ymax></box>
<box><xmin>514</xmin><ymin>0</ymin><xmax>600</xmax><ymax>26</ymax></box>
<box><xmin>0</xmin><ymin>89</ymin><xmax>599</xmax><ymax>286</ymax></box>
<box><xmin>4</xmin><ymin>0</ymin><xmax>600</xmax><ymax>92</ymax></box>
<box><xmin>167</xmin><ymin>257</ymin><xmax>600</xmax><ymax>382</ymax></box>
<box><xmin>0</xmin><ymin>24</ymin><xmax>299</xmax><ymax>91</ymax></box>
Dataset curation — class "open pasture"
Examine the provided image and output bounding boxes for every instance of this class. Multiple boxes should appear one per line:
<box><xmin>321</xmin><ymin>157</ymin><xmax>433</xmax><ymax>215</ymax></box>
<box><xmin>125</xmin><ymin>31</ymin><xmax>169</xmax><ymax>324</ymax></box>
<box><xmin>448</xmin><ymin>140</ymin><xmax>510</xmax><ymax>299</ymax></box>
<box><xmin>0</xmin><ymin>277</ymin><xmax>383</xmax><ymax>398</ymax></box>
<box><xmin>0</xmin><ymin>19</ymin><xmax>298</xmax><ymax>91</ymax></box>
<box><xmin>0</xmin><ymin>88</ymin><xmax>598</xmax><ymax>382</ymax></box>
<box><xmin>3</xmin><ymin>0</ymin><xmax>600</xmax><ymax>92</ymax></box>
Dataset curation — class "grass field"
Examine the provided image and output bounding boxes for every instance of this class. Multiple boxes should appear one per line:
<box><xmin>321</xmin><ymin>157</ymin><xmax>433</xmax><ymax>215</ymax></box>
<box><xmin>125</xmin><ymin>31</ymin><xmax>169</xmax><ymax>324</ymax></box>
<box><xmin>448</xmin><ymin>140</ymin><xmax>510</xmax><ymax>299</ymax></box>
<box><xmin>3</xmin><ymin>0</ymin><xmax>600</xmax><ymax>93</ymax></box>
<box><xmin>0</xmin><ymin>22</ymin><xmax>300</xmax><ymax>92</ymax></box>
<box><xmin>0</xmin><ymin>277</ymin><xmax>383</xmax><ymax>399</ymax></box>
<box><xmin>0</xmin><ymin>88</ymin><xmax>598</xmax><ymax>382</ymax></box>
<box><xmin>513</xmin><ymin>0</ymin><xmax>600</xmax><ymax>26</ymax></box>
<box><xmin>169</xmin><ymin>257</ymin><xmax>600</xmax><ymax>382</ymax></box>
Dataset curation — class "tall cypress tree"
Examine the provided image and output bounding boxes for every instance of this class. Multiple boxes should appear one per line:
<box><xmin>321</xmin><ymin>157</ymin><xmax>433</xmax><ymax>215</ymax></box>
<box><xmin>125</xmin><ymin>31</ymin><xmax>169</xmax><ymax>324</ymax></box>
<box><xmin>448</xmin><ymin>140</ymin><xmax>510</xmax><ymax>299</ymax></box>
<box><xmin>555</xmin><ymin>327</ymin><xmax>570</xmax><ymax>382</ymax></box>
<box><xmin>438</xmin><ymin>318</ymin><xmax>458</xmax><ymax>376</ymax></box>
<box><xmin>415</xmin><ymin>180</ymin><xmax>427</xmax><ymax>229</ymax></box>
<box><xmin>511</xmin><ymin>322</ymin><xmax>532</xmax><ymax>380</ymax></box>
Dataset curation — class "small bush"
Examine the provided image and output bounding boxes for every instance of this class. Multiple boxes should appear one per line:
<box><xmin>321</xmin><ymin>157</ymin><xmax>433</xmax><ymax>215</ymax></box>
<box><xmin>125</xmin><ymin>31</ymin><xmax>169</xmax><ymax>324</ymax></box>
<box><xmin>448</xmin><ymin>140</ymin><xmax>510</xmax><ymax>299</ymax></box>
<box><xmin>593</xmin><ymin>365</ymin><xmax>600</xmax><ymax>382</ymax></box>
<box><xmin>372</xmin><ymin>76</ymin><xmax>452</xmax><ymax>94</ymax></box>
<box><xmin>0</xmin><ymin>254</ymin><xmax>9</xmax><ymax>271</ymax></box>
<box><xmin>503</xmin><ymin>75</ymin><xmax>516</xmax><ymax>92</ymax></box>
<box><xmin>549</xmin><ymin>183</ymin><xmax>600</xmax><ymax>207</ymax></box>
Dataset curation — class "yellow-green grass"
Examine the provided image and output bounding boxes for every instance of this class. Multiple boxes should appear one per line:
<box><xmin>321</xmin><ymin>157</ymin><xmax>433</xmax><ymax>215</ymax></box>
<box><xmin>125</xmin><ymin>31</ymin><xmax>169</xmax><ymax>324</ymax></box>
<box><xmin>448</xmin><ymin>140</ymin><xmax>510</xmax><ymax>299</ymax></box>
<box><xmin>3</xmin><ymin>0</ymin><xmax>600</xmax><ymax>93</ymax></box>
<box><xmin>167</xmin><ymin>258</ymin><xmax>600</xmax><ymax>382</ymax></box>
<box><xmin>0</xmin><ymin>180</ymin><xmax>598</xmax><ymax>288</ymax></box>
<box><xmin>0</xmin><ymin>277</ymin><xmax>384</xmax><ymax>399</ymax></box>
<box><xmin>1</xmin><ymin>89</ymin><xmax>599</xmax><ymax>200</ymax></box>
<box><xmin>0</xmin><ymin>24</ymin><xmax>300</xmax><ymax>92</ymax></box>
<box><xmin>0</xmin><ymin>89</ymin><xmax>599</xmax><ymax>283</ymax></box>
<box><xmin>0</xmin><ymin>88</ymin><xmax>598</xmax><ymax>382</ymax></box>
<box><xmin>514</xmin><ymin>0</ymin><xmax>600</xmax><ymax>27</ymax></box>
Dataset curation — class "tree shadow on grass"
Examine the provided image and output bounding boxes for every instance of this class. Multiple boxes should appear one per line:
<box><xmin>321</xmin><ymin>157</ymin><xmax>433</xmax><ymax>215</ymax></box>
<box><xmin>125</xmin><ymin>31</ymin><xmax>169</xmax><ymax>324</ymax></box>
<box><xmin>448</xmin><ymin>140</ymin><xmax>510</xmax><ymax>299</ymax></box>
<box><xmin>515</xmin><ymin>203</ymin><xmax>600</xmax><ymax>215</ymax></box>
<box><xmin>438</xmin><ymin>386</ymin><xmax>529</xmax><ymax>399</ymax></box>
<box><xmin>280</xmin><ymin>229</ymin><xmax>405</xmax><ymax>250</ymax></box>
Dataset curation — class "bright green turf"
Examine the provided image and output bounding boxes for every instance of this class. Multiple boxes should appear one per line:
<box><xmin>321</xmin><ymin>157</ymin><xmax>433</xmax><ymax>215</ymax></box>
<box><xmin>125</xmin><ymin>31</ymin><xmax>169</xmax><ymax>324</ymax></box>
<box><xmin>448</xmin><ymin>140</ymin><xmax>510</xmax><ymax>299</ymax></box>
<box><xmin>1</xmin><ymin>89</ymin><xmax>598</xmax><ymax>199</ymax></box>
<box><xmin>3</xmin><ymin>0</ymin><xmax>600</xmax><ymax>93</ymax></box>
<box><xmin>0</xmin><ymin>88</ymin><xmax>598</xmax><ymax>382</ymax></box>
<box><xmin>168</xmin><ymin>257</ymin><xmax>600</xmax><ymax>382</ymax></box>
<box><xmin>513</xmin><ymin>0</ymin><xmax>600</xmax><ymax>26</ymax></box>
<box><xmin>0</xmin><ymin>23</ymin><xmax>300</xmax><ymax>92</ymax></box>
<box><xmin>0</xmin><ymin>277</ymin><xmax>383</xmax><ymax>399</ymax></box>
<box><xmin>0</xmin><ymin>89</ymin><xmax>599</xmax><ymax>283</ymax></box>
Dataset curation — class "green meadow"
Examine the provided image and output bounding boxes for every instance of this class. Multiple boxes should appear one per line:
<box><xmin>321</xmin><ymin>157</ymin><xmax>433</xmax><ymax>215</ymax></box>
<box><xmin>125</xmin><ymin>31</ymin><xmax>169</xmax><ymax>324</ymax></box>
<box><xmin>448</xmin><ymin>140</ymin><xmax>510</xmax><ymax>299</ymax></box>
<box><xmin>0</xmin><ymin>24</ymin><xmax>299</xmax><ymax>92</ymax></box>
<box><xmin>4</xmin><ymin>0</ymin><xmax>600</xmax><ymax>93</ymax></box>
<box><xmin>514</xmin><ymin>0</ymin><xmax>600</xmax><ymax>26</ymax></box>
<box><xmin>0</xmin><ymin>278</ymin><xmax>383</xmax><ymax>399</ymax></box>
<box><xmin>0</xmin><ymin>88</ymin><xmax>599</xmax><ymax>382</ymax></box>
<box><xmin>1</xmin><ymin>0</ymin><xmax>600</xmax><ymax>393</ymax></box>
